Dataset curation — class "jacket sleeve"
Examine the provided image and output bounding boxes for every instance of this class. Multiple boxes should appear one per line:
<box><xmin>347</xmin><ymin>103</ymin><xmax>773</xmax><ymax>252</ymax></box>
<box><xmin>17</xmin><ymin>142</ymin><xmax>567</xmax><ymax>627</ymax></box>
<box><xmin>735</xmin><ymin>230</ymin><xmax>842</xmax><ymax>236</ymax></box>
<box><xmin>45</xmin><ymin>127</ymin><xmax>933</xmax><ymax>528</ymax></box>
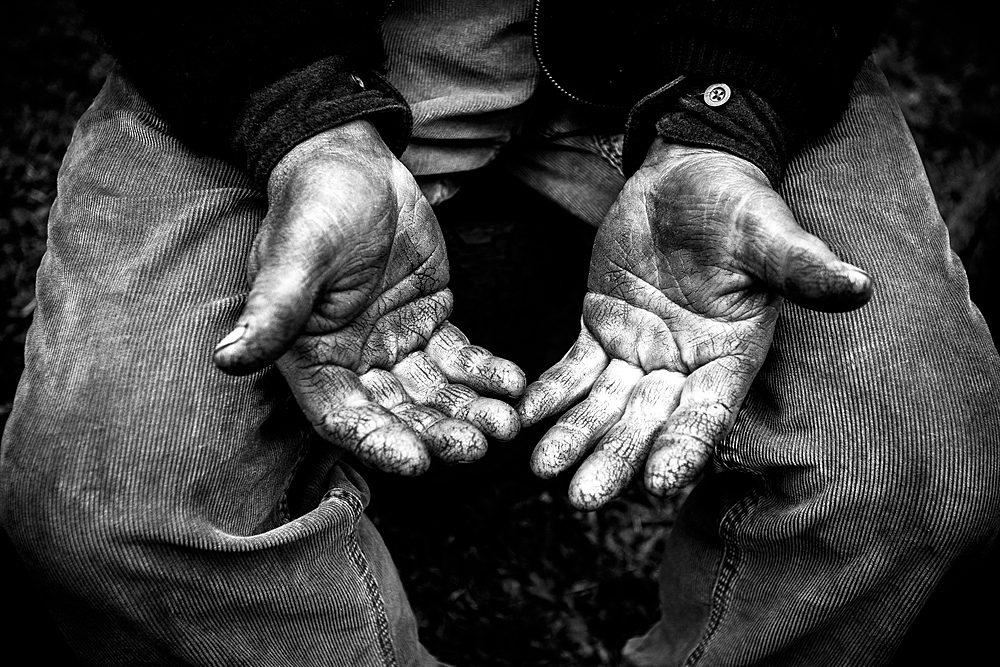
<box><xmin>535</xmin><ymin>1</ymin><xmax>896</xmax><ymax>181</ymax></box>
<box><xmin>77</xmin><ymin>1</ymin><xmax>412</xmax><ymax>187</ymax></box>
<box><xmin>622</xmin><ymin>75</ymin><xmax>798</xmax><ymax>187</ymax></box>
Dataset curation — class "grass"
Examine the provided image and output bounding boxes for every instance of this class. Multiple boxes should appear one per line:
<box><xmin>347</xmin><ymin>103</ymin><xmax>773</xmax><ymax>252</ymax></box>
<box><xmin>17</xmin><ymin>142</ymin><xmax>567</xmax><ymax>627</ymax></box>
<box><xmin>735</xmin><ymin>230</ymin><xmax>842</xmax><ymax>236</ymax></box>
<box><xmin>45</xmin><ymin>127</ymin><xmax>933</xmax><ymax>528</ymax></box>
<box><xmin>2</xmin><ymin>1</ymin><xmax>996</xmax><ymax>664</ymax></box>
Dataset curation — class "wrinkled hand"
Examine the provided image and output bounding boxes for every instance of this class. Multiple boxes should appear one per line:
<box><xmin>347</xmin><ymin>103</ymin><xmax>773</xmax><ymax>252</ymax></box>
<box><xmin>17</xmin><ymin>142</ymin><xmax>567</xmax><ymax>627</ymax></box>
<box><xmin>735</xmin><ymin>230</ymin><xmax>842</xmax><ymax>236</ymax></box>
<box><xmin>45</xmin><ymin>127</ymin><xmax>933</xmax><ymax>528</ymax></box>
<box><xmin>519</xmin><ymin>140</ymin><xmax>872</xmax><ymax>509</ymax></box>
<box><xmin>213</xmin><ymin>120</ymin><xmax>523</xmax><ymax>475</ymax></box>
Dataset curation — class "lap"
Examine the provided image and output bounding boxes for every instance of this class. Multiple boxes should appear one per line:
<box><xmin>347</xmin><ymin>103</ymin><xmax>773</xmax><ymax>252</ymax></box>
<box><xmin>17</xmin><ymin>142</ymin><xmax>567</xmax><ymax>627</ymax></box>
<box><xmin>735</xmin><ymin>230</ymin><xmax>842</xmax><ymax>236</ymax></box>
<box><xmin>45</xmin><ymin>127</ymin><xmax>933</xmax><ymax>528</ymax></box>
<box><xmin>12</xmin><ymin>57</ymin><xmax>997</xmax><ymax>525</ymax></box>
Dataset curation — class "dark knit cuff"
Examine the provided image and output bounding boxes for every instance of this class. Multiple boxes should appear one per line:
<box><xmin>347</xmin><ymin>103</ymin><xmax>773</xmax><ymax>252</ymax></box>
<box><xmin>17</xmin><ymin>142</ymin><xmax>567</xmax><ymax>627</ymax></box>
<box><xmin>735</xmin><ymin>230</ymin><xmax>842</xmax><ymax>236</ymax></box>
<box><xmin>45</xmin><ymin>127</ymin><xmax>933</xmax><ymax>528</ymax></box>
<box><xmin>235</xmin><ymin>55</ymin><xmax>413</xmax><ymax>188</ymax></box>
<box><xmin>623</xmin><ymin>76</ymin><xmax>797</xmax><ymax>187</ymax></box>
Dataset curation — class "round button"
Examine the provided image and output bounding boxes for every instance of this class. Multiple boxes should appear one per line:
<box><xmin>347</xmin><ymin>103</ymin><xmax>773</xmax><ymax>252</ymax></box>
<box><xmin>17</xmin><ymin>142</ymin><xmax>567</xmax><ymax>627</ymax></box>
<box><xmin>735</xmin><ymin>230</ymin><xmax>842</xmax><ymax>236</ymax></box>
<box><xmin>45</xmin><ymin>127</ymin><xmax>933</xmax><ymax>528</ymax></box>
<box><xmin>703</xmin><ymin>83</ymin><xmax>731</xmax><ymax>107</ymax></box>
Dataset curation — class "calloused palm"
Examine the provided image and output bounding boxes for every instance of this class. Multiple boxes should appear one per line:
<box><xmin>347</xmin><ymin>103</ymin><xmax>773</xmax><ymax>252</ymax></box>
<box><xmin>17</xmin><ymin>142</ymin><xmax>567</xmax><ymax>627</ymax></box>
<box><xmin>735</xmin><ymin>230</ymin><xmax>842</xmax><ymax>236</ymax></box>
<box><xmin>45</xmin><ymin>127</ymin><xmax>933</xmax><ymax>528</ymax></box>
<box><xmin>214</xmin><ymin>120</ymin><xmax>524</xmax><ymax>475</ymax></box>
<box><xmin>519</xmin><ymin>141</ymin><xmax>872</xmax><ymax>510</ymax></box>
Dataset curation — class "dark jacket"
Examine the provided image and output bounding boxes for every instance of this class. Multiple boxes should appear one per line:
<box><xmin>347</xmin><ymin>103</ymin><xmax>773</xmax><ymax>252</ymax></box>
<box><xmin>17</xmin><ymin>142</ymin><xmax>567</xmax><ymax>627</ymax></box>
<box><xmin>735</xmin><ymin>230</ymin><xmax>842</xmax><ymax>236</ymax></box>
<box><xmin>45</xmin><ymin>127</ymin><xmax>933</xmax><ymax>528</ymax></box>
<box><xmin>77</xmin><ymin>1</ymin><xmax>894</xmax><ymax>188</ymax></box>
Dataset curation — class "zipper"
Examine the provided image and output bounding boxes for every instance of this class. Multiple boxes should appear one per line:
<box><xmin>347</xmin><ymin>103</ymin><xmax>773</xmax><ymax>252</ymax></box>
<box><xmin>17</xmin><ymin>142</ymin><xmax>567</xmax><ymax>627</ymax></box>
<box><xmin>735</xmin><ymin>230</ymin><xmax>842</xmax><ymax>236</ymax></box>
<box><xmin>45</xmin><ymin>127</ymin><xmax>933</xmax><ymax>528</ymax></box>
<box><xmin>379</xmin><ymin>0</ymin><xmax>397</xmax><ymax>24</ymax></box>
<box><xmin>532</xmin><ymin>0</ymin><xmax>627</xmax><ymax>110</ymax></box>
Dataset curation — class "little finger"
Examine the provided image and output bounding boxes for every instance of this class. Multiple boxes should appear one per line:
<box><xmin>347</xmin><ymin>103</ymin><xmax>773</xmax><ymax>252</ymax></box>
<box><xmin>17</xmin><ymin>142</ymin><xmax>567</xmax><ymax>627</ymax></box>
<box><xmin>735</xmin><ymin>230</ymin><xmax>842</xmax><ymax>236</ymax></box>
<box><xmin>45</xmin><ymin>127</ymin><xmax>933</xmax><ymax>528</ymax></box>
<box><xmin>425</xmin><ymin>321</ymin><xmax>526</xmax><ymax>398</ymax></box>
<box><xmin>427</xmin><ymin>383</ymin><xmax>520</xmax><ymax>442</ymax></box>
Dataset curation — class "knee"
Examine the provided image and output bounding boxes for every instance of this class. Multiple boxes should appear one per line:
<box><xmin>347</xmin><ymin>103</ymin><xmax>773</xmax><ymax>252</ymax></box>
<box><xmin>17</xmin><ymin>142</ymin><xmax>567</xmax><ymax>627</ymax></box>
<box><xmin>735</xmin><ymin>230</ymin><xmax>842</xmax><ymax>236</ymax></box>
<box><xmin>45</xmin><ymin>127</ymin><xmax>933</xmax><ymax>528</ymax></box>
<box><xmin>1</xmin><ymin>395</ymin><xmax>197</xmax><ymax>591</ymax></box>
<box><xmin>820</xmin><ymin>422</ymin><xmax>1000</xmax><ymax>557</ymax></box>
<box><xmin>911</xmin><ymin>443</ymin><xmax>1000</xmax><ymax>552</ymax></box>
<box><xmin>2</xmin><ymin>434</ymin><xmax>137</xmax><ymax>589</ymax></box>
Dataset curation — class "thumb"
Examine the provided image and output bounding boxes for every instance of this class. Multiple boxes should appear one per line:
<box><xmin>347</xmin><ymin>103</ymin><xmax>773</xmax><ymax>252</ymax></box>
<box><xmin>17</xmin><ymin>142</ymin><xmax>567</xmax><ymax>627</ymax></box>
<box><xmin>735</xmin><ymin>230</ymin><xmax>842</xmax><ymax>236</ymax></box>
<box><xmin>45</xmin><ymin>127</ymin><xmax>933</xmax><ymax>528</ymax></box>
<box><xmin>738</xmin><ymin>193</ymin><xmax>873</xmax><ymax>312</ymax></box>
<box><xmin>213</xmin><ymin>249</ymin><xmax>320</xmax><ymax>376</ymax></box>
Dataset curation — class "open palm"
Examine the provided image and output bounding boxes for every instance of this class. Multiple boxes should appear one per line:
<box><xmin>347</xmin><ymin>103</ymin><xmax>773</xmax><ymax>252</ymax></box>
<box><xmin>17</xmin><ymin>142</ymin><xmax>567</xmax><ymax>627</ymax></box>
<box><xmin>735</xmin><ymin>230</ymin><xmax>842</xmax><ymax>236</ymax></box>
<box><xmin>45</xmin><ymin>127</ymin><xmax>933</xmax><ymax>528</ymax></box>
<box><xmin>520</xmin><ymin>142</ymin><xmax>872</xmax><ymax>509</ymax></box>
<box><xmin>214</xmin><ymin>121</ymin><xmax>523</xmax><ymax>476</ymax></box>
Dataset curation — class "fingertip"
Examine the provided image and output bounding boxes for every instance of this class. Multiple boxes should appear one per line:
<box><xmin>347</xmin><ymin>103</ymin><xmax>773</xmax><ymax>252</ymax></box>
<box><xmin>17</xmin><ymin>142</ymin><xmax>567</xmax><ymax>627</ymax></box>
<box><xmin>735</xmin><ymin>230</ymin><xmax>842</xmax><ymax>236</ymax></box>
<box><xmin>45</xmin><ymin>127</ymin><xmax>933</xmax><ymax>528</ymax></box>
<box><xmin>216</xmin><ymin>265</ymin><xmax>318</xmax><ymax>373</ymax></box>
<box><xmin>644</xmin><ymin>435</ymin><xmax>712</xmax><ymax>497</ymax></box>
<box><xmin>213</xmin><ymin>321</ymin><xmax>291</xmax><ymax>375</ymax></box>
<box><xmin>440</xmin><ymin>388</ymin><xmax>521</xmax><ymax>441</ymax></box>
<box><xmin>498</xmin><ymin>360</ymin><xmax>527</xmax><ymax>399</ymax></box>
<box><xmin>844</xmin><ymin>265</ymin><xmax>873</xmax><ymax>290</ymax></box>
<box><xmin>357</xmin><ymin>423</ymin><xmax>431</xmax><ymax>476</ymax></box>
<box><xmin>567</xmin><ymin>450</ymin><xmax>631</xmax><ymax>511</ymax></box>
<box><xmin>786</xmin><ymin>264</ymin><xmax>874</xmax><ymax>312</ymax></box>
<box><xmin>529</xmin><ymin>455</ymin><xmax>560</xmax><ymax>480</ymax></box>
<box><xmin>215</xmin><ymin>323</ymin><xmax>248</xmax><ymax>351</ymax></box>
<box><xmin>529</xmin><ymin>434</ymin><xmax>571</xmax><ymax>480</ymax></box>
<box><xmin>778</xmin><ymin>242</ymin><xmax>875</xmax><ymax>313</ymax></box>
<box><xmin>642</xmin><ymin>465</ymin><xmax>686</xmax><ymax>498</ymax></box>
<box><xmin>423</xmin><ymin>419</ymin><xmax>489</xmax><ymax>464</ymax></box>
<box><xmin>472</xmin><ymin>399</ymin><xmax>521</xmax><ymax>442</ymax></box>
<box><xmin>213</xmin><ymin>348</ymin><xmax>243</xmax><ymax>375</ymax></box>
<box><xmin>530</xmin><ymin>424</ymin><xmax>592</xmax><ymax>479</ymax></box>
<box><xmin>841</xmin><ymin>265</ymin><xmax>875</xmax><ymax>306</ymax></box>
<box><xmin>213</xmin><ymin>324</ymin><xmax>265</xmax><ymax>375</ymax></box>
<box><xmin>567</xmin><ymin>483</ymin><xmax>610</xmax><ymax>512</ymax></box>
<box><xmin>516</xmin><ymin>382</ymin><xmax>554</xmax><ymax>426</ymax></box>
<box><xmin>517</xmin><ymin>331</ymin><xmax>609</xmax><ymax>423</ymax></box>
<box><xmin>470</xmin><ymin>357</ymin><xmax>527</xmax><ymax>398</ymax></box>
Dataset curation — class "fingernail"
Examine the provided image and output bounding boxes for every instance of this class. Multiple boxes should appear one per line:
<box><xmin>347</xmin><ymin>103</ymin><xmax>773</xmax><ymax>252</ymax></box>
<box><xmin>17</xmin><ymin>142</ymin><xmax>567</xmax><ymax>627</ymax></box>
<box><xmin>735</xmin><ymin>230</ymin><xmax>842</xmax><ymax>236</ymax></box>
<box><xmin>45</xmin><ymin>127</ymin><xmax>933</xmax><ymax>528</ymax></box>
<box><xmin>504</xmin><ymin>367</ymin><xmax>527</xmax><ymax>399</ymax></box>
<box><xmin>215</xmin><ymin>324</ymin><xmax>247</xmax><ymax>351</ymax></box>
<box><xmin>845</xmin><ymin>267</ymin><xmax>872</xmax><ymax>292</ymax></box>
<box><xmin>516</xmin><ymin>398</ymin><xmax>539</xmax><ymax>425</ymax></box>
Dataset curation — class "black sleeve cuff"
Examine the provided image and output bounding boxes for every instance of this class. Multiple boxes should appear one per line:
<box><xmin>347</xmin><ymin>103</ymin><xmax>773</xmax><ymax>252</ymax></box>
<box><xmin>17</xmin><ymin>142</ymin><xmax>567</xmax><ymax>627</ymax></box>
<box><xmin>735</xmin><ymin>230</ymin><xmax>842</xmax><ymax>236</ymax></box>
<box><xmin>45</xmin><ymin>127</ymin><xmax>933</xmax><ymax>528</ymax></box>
<box><xmin>622</xmin><ymin>77</ymin><xmax>797</xmax><ymax>188</ymax></box>
<box><xmin>235</xmin><ymin>55</ymin><xmax>413</xmax><ymax>188</ymax></box>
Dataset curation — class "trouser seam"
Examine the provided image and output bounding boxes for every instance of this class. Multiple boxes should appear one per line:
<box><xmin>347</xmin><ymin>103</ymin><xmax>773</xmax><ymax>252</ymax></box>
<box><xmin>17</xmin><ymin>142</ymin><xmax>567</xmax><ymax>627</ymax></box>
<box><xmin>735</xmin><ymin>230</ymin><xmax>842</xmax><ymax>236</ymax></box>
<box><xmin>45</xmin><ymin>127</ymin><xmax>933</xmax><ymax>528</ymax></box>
<box><xmin>339</xmin><ymin>490</ymin><xmax>399</xmax><ymax>667</ymax></box>
<box><xmin>683</xmin><ymin>478</ymin><xmax>767</xmax><ymax>666</ymax></box>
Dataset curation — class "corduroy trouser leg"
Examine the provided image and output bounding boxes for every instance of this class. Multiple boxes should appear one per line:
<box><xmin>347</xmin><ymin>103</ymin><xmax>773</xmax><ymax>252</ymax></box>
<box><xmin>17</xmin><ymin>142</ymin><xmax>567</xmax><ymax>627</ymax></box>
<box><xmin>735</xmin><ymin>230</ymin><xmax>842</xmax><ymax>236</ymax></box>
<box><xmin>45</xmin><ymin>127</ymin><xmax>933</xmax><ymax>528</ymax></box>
<box><xmin>0</xmin><ymin>71</ymin><xmax>443</xmax><ymax>667</ymax></box>
<box><xmin>2</xmin><ymin>5</ymin><xmax>997</xmax><ymax>661</ymax></box>
<box><xmin>617</xmin><ymin>59</ymin><xmax>1000</xmax><ymax>667</ymax></box>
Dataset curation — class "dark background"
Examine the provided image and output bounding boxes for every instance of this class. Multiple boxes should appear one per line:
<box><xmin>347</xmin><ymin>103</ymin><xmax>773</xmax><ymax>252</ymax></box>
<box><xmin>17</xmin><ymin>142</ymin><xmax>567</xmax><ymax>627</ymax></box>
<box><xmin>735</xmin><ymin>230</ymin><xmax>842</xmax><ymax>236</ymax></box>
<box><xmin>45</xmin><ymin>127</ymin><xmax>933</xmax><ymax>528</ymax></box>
<box><xmin>2</xmin><ymin>1</ymin><xmax>997</xmax><ymax>665</ymax></box>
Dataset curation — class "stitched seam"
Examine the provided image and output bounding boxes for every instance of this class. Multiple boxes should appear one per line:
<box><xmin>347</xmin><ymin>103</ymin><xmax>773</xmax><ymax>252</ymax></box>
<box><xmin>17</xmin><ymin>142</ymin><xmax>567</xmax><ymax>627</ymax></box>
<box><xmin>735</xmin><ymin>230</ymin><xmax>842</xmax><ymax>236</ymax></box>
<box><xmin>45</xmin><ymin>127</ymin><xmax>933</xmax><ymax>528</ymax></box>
<box><xmin>683</xmin><ymin>478</ymin><xmax>767</xmax><ymax>666</ymax></box>
<box><xmin>338</xmin><ymin>489</ymin><xmax>398</xmax><ymax>667</ymax></box>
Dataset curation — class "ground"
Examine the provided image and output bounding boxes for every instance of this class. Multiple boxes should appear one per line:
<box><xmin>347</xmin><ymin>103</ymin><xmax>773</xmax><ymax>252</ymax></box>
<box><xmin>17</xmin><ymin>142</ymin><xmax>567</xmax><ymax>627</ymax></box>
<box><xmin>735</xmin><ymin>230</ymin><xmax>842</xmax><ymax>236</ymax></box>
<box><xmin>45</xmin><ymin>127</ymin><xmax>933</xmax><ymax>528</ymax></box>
<box><xmin>1</xmin><ymin>2</ymin><xmax>997</xmax><ymax>665</ymax></box>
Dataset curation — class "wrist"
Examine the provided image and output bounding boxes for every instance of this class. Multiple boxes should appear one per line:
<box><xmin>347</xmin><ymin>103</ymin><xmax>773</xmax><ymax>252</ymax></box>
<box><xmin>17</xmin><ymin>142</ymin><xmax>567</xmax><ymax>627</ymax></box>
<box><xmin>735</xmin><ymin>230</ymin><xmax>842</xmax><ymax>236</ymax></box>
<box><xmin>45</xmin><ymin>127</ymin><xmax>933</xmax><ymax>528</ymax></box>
<box><xmin>640</xmin><ymin>139</ymin><xmax>771</xmax><ymax>189</ymax></box>
<box><xmin>623</xmin><ymin>77</ymin><xmax>796</xmax><ymax>188</ymax></box>
<box><xmin>652</xmin><ymin>78</ymin><xmax>796</xmax><ymax>188</ymax></box>
<box><xmin>267</xmin><ymin>120</ymin><xmax>391</xmax><ymax>200</ymax></box>
<box><xmin>237</xmin><ymin>56</ymin><xmax>413</xmax><ymax>189</ymax></box>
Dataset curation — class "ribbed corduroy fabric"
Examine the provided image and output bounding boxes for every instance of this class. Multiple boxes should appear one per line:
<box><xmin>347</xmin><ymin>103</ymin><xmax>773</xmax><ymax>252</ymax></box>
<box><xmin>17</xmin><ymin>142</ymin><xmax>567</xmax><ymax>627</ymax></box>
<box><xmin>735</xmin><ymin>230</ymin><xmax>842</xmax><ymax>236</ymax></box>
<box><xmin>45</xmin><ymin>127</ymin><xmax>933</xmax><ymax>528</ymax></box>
<box><xmin>2</xmin><ymin>2</ymin><xmax>998</xmax><ymax>666</ymax></box>
<box><xmin>382</xmin><ymin>0</ymin><xmax>540</xmax><ymax>175</ymax></box>
<box><xmin>621</xmin><ymin>59</ymin><xmax>1000</xmax><ymax>667</ymax></box>
<box><xmin>0</xmin><ymin>71</ymin><xmax>440</xmax><ymax>666</ymax></box>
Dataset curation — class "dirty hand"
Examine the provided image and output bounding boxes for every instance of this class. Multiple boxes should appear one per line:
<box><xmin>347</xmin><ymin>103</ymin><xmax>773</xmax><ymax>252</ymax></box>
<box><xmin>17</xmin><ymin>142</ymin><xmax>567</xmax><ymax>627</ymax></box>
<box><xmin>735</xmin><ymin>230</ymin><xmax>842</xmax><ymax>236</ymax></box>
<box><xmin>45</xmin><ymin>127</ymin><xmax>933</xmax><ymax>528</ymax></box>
<box><xmin>519</xmin><ymin>140</ymin><xmax>872</xmax><ymax>509</ymax></box>
<box><xmin>213</xmin><ymin>120</ymin><xmax>523</xmax><ymax>475</ymax></box>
